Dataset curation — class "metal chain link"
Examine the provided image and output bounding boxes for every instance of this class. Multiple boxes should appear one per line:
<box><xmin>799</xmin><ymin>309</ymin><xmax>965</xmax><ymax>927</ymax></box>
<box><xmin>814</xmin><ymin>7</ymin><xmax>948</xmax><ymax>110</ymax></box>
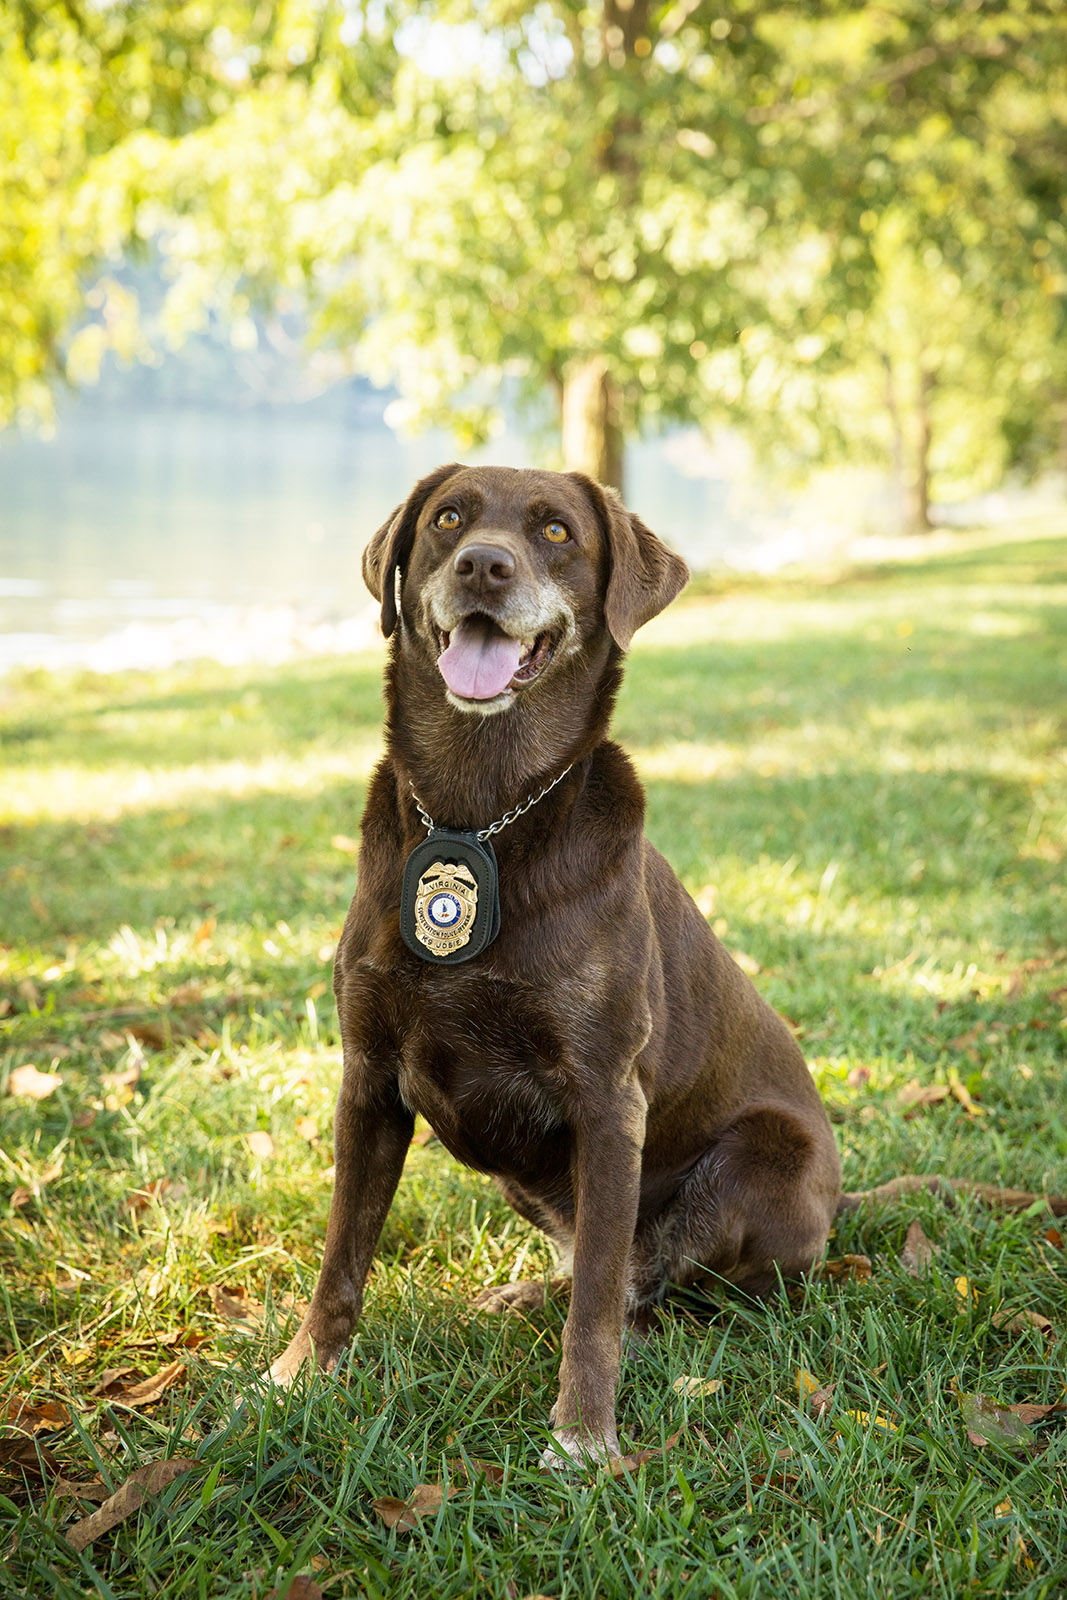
<box><xmin>410</xmin><ymin>761</ymin><xmax>574</xmax><ymax>842</ymax></box>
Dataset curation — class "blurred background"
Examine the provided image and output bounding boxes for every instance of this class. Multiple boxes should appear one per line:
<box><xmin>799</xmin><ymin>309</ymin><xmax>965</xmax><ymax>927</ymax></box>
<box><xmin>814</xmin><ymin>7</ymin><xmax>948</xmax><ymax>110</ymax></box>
<box><xmin>2</xmin><ymin>0</ymin><xmax>1066</xmax><ymax>670</ymax></box>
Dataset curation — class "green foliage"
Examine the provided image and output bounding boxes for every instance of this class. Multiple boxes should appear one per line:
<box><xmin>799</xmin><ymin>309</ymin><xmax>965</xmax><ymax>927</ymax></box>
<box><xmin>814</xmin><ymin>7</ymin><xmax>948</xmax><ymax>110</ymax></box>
<box><xmin>4</xmin><ymin>2</ymin><xmax>1067</xmax><ymax>513</ymax></box>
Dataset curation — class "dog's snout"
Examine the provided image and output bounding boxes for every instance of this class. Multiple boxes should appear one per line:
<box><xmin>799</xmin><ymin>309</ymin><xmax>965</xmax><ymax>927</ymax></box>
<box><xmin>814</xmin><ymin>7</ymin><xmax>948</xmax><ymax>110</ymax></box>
<box><xmin>453</xmin><ymin>542</ymin><xmax>516</xmax><ymax>591</ymax></box>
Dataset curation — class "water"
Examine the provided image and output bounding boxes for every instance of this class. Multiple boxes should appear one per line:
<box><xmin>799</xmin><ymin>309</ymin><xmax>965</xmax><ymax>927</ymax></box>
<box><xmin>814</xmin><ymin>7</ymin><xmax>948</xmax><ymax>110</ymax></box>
<box><xmin>0</xmin><ymin>389</ymin><xmax>766</xmax><ymax>670</ymax></box>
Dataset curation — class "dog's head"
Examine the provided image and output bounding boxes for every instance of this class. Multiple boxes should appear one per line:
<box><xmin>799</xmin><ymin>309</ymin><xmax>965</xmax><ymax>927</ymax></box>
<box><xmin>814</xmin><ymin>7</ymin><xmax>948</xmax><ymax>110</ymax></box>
<box><xmin>363</xmin><ymin>465</ymin><xmax>689</xmax><ymax>716</ymax></box>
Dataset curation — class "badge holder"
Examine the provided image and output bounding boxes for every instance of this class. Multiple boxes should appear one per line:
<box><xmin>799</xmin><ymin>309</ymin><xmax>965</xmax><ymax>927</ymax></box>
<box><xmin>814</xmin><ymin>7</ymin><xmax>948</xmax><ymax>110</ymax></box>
<box><xmin>400</xmin><ymin>830</ymin><xmax>500</xmax><ymax>964</ymax></box>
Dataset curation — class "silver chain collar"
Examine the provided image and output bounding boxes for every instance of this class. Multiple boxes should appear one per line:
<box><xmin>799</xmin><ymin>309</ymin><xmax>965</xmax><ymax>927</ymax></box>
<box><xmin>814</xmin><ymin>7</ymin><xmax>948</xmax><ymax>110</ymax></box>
<box><xmin>409</xmin><ymin>762</ymin><xmax>575</xmax><ymax>842</ymax></box>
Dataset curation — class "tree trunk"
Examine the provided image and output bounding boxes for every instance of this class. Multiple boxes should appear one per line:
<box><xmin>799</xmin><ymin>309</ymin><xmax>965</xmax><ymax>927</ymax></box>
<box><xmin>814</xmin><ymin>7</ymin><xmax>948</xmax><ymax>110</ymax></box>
<box><xmin>880</xmin><ymin>350</ymin><xmax>907</xmax><ymax>533</ymax></box>
<box><xmin>904</xmin><ymin>363</ymin><xmax>934</xmax><ymax>534</ymax></box>
<box><xmin>561</xmin><ymin>356</ymin><xmax>625</xmax><ymax>491</ymax></box>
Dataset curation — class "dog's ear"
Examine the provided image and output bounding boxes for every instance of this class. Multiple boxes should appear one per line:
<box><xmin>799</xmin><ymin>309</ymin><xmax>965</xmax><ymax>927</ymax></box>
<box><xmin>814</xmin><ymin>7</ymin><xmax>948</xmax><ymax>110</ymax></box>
<box><xmin>363</xmin><ymin>463</ymin><xmax>464</xmax><ymax>637</ymax></box>
<box><xmin>571</xmin><ymin>474</ymin><xmax>689</xmax><ymax>651</ymax></box>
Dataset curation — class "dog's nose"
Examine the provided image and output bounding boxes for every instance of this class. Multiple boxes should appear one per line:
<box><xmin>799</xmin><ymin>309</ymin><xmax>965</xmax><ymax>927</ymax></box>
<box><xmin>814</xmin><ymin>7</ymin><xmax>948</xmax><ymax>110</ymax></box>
<box><xmin>453</xmin><ymin>542</ymin><xmax>516</xmax><ymax>591</ymax></box>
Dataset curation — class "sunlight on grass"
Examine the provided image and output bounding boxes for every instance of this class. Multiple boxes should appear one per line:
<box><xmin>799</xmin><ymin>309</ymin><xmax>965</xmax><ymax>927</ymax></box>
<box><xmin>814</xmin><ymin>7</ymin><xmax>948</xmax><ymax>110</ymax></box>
<box><xmin>1</xmin><ymin>533</ymin><xmax>1066</xmax><ymax>1599</ymax></box>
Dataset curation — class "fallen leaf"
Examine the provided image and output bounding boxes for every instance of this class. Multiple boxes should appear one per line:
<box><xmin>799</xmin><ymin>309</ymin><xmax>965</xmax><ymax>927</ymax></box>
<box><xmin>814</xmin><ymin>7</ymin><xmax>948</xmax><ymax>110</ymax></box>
<box><xmin>3</xmin><ymin>1397</ymin><xmax>72</xmax><ymax>1434</ymax></box>
<box><xmin>1043</xmin><ymin>1226</ymin><xmax>1063</xmax><ymax>1250</ymax></box>
<box><xmin>899</xmin><ymin>1220</ymin><xmax>938</xmax><ymax>1276</ymax></box>
<box><xmin>207</xmin><ymin>1284</ymin><xmax>306</xmax><ymax>1331</ymax></box>
<box><xmin>672</xmin><ymin>1375</ymin><xmax>722</xmax><ymax>1399</ymax></box>
<box><xmin>947</xmin><ymin>1024</ymin><xmax>985</xmax><ymax>1052</ymax></box>
<box><xmin>819</xmin><ymin>1255</ymin><xmax>872</xmax><ymax>1282</ymax></box>
<box><xmin>0</xmin><ymin>1436</ymin><xmax>60</xmax><ymax>1479</ymax></box>
<box><xmin>896</xmin><ymin>1080</ymin><xmax>950</xmax><ymax>1110</ymax></box>
<box><xmin>447</xmin><ymin>1456</ymin><xmax>506</xmax><ymax>1485</ymax></box>
<box><xmin>194</xmin><ymin>917</ymin><xmax>216</xmax><ymax>946</ymax></box>
<box><xmin>295</xmin><ymin>1117</ymin><xmax>318</xmax><ymax>1142</ymax></box>
<box><xmin>995</xmin><ymin>1496</ymin><xmax>1013</xmax><ymax>1517</ymax></box>
<box><xmin>371</xmin><ymin>1482</ymin><xmax>452</xmax><ymax>1530</ymax></box>
<box><xmin>331</xmin><ymin>834</ymin><xmax>360</xmax><ymax>855</ymax></box>
<box><xmin>52</xmin><ymin>1478</ymin><xmax>111</xmax><ymax>1501</ymax></box>
<box><xmin>959</xmin><ymin>1392</ymin><xmax>1036</xmax><ymax>1449</ymax></box>
<box><xmin>844</xmin><ymin>1409</ymin><xmax>897</xmax><ymax>1431</ymax></box>
<box><xmin>71</xmin><ymin>1107</ymin><xmax>97</xmax><ymax>1129</ymax></box>
<box><xmin>209</xmin><ymin>1284</ymin><xmax>260</xmax><ymax>1322</ymax></box>
<box><xmin>66</xmin><ymin>1457</ymin><xmax>196</xmax><ymax>1552</ymax></box>
<box><xmin>794</xmin><ymin>1372</ymin><xmax>836</xmax><ymax>1417</ymax></box>
<box><xmin>605</xmin><ymin>1428</ymin><xmax>683</xmax><ymax>1477</ymax></box>
<box><xmin>91</xmin><ymin>1367</ymin><xmax>138</xmax><ymax>1398</ymax></box>
<box><xmin>795</xmin><ymin>1368</ymin><xmax>822</xmax><ymax>1399</ymax></box>
<box><xmin>99</xmin><ymin>1360</ymin><xmax>186</xmax><ymax>1408</ymax></box>
<box><xmin>947</xmin><ymin>1068</ymin><xmax>985</xmax><ymax>1117</ymax></box>
<box><xmin>411</xmin><ymin>1126</ymin><xmax>438</xmax><ymax>1148</ymax></box>
<box><xmin>955</xmin><ymin>1276</ymin><xmax>978</xmax><ymax>1312</ymax></box>
<box><xmin>8</xmin><ymin>1064</ymin><xmax>63</xmax><ymax>1100</ymax></box>
<box><xmin>125</xmin><ymin>1178</ymin><xmax>189</xmax><ymax>1213</ymax></box>
<box><xmin>268</xmin><ymin>1578</ymin><xmax>324</xmax><ymax>1600</ymax></box>
<box><xmin>245</xmin><ymin>1131</ymin><xmax>275</xmax><ymax>1160</ymax></box>
<box><xmin>992</xmin><ymin>1307</ymin><xmax>1054</xmax><ymax>1336</ymax></box>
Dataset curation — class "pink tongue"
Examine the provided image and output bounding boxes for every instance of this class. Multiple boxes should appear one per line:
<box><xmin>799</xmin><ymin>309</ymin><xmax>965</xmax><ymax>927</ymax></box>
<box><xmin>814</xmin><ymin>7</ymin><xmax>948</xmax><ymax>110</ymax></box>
<box><xmin>437</xmin><ymin>616</ymin><xmax>522</xmax><ymax>700</ymax></box>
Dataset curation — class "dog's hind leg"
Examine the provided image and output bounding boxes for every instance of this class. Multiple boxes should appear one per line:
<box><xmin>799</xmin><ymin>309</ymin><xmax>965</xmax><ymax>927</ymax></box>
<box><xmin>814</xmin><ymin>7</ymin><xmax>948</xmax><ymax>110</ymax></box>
<box><xmin>628</xmin><ymin>1104</ymin><xmax>839</xmax><ymax>1307</ymax></box>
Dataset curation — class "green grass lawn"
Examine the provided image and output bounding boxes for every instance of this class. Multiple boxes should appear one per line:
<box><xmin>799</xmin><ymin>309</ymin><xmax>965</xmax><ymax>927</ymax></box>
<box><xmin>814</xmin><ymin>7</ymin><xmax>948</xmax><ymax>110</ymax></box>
<box><xmin>1</xmin><ymin>523</ymin><xmax>1066</xmax><ymax>1599</ymax></box>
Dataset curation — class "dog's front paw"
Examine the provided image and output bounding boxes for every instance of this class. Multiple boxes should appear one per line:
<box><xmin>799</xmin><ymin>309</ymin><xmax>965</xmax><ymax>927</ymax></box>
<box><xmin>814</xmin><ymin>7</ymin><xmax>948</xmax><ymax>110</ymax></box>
<box><xmin>538</xmin><ymin>1426</ymin><xmax>621</xmax><ymax>1474</ymax></box>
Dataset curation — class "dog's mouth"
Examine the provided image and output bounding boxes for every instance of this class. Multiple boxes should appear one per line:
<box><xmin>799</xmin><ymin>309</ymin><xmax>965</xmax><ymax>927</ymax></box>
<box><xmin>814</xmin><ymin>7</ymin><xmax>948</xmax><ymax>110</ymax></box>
<box><xmin>436</xmin><ymin>613</ymin><xmax>557</xmax><ymax>702</ymax></box>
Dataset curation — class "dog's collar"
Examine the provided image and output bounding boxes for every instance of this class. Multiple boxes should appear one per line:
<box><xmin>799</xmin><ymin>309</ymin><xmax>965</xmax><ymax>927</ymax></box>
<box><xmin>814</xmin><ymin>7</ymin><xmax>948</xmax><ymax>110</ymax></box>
<box><xmin>408</xmin><ymin>763</ymin><xmax>574</xmax><ymax>842</ymax></box>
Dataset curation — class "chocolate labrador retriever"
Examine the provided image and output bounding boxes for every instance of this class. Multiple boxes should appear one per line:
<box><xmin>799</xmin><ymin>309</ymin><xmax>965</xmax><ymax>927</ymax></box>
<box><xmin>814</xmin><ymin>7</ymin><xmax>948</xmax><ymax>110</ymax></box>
<box><xmin>266</xmin><ymin>463</ymin><xmax>1061</xmax><ymax>1468</ymax></box>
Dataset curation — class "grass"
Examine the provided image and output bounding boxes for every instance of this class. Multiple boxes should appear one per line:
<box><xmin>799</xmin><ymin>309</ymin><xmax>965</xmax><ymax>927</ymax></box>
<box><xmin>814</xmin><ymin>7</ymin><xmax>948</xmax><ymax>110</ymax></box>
<box><xmin>1</xmin><ymin>520</ymin><xmax>1066</xmax><ymax>1599</ymax></box>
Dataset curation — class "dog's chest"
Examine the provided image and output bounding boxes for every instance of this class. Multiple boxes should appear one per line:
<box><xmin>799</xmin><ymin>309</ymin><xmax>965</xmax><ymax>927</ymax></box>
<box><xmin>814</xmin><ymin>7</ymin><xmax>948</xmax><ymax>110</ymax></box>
<box><xmin>394</xmin><ymin>974</ymin><xmax>571</xmax><ymax>1175</ymax></box>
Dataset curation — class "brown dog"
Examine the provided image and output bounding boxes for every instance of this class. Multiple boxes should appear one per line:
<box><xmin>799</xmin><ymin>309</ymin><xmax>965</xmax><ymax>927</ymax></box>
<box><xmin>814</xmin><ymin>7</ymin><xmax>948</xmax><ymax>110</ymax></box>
<box><xmin>266</xmin><ymin>464</ymin><xmax>1063</xmax><ymax>1467</ymax></box>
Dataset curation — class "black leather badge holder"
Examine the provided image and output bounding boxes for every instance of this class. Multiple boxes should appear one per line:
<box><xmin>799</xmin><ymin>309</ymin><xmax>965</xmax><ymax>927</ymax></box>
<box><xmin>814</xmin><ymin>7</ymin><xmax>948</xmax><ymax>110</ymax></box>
<box><xmin>399</xmin><ymin>830</ymin><xmax>501</xmax><ymax>965</ymax></box>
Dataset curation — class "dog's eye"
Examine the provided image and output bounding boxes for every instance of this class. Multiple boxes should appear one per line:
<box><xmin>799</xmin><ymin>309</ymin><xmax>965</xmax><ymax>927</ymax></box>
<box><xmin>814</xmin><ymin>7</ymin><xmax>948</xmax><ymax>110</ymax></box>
<box><xmin>543</xmin><ymin>520</ymin><xmax>569</xmax><ymax>544</ymax></box>
<box><xmin>435</xmin><ymin>508</ymin><xmax>462</xmax><ymax>530</ymax></box>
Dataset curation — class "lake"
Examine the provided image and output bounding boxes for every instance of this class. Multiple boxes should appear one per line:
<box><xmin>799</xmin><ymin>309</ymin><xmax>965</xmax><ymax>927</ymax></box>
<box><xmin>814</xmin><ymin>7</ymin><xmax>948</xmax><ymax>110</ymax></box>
<box><xmin>0</xmin><ymin>390</ymin><xmax>883</xmax><ymax>672</ymax></box>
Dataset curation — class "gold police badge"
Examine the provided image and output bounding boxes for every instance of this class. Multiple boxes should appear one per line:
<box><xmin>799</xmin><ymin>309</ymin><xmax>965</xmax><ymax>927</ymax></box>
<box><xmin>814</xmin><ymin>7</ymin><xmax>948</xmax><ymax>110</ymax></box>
<box><xmin>413</xmin><ymin>860</ymin><xmax>479</xmax><ymax>956</ymax></box>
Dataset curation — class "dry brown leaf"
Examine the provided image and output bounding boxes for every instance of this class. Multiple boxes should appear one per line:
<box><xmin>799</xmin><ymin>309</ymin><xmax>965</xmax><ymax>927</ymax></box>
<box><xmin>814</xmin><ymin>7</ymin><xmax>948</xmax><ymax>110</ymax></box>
<box><xmin>53</xmin><ymin>1478</ymin><xmax>111</xmax><ymax>1502</ymax></box>
<box><xmin>1043</xmin><ymin>1226</ymin><xmax>1063</xmax><ymax>1250</ymax></box>
<box><xmin>71</xmin><ymin>1108</ymin><xmax>97</xmax><ymax>1130</ymax></box>
<box><xmin>91</xmin><ymin>1367</ymin><xmax>139</xmax><ymax>1398</ymax></box>
<box><xmin>245</xmin><ymin>1131</ymin><xmax>275</xmax><ymax>1160</ymax></box>
<box><xmin>0</xmin><ymin>1435</ymin><xmax>60</xmax><ymax>1479</ymax></box>
<box><xmin>899</xmin><ymin>1220</ymin><xmax>938</xmax><ymax>1276</ymax></box>
<box><xmin>447</xmin><ymin>1456</ymin><xmax>506</xmax><ymax>1485</ymax></box>
<box><xmin>8</xmin><ymin>1064</ymin><xmax>63</xmax><ymax>1100</ymax></box>
<box><xmin>97</xmin><ymin>1360</ymin><xmax>186</xmax><ymax>1407</ymax></box>
<box><xmin>3</xmin><ymin>1396</ymin><xmax>72</xmax><ymax>1434</ymax></box>
<box><xmin>819</xmin><ymin>1255</ymin><xmax>873</xmax><ymax>1282</ymax></box>
<box><xmin>295</xmin><ymin>1117</ymin><xmax>319</xmax><ymax>1142</ymax></box>
<box><xmin>268</xmin><ymin>1578</ymin><xmax>324</xmax><ymax>1600</ymax></box>
<box><xmin>66</xmin><ymin>1457</ymin><xmax>196</xmax><ymax>1551</ymax></box>
<box><xmin>992</xmin><ymin>1307</ymin><xmax>1054</xmax><ymax>1336</ymax></box>
<box><xmin>995</xmin><ymin>1496</ymin><xmax>1013</xmax><ymax>1517</ymax></box>
<box><xmin>371</xmin><ymin>1482</ymin><xmax>452</xmax><ymax>1530</ymax></box>
<box><xmin>947</xmin><ymin>1024</ymin><xmax>985</xmax><ymax>1052</ymax></box>
<box><xmin>10</xmin><ymin>1187</ymin><xmax>33</xmax><ymax>1209</ymax></box>
<box><xmin>896</xmin><ymin>1080</ymin><xmax>950</xmax><ymax>1110</ymax></box>
<box><xmin>207</xmin><ymin>1284</ymin><xmax>306</xmax><ymax>1333</ymax></box>
<box><xmin>605</xmin><ymin>1428</ymin><xmax>682</xmax><ymax>1477</ymax></box>
<box><xmin>209</xmin><ymin>1284</ymin><xmax>261</xmax><ymax>1322</ymax></box>
<box><xmin>795</xmin><ymin>1370</ymin><xmax>835</xmax><ymax>1416</ymax></box>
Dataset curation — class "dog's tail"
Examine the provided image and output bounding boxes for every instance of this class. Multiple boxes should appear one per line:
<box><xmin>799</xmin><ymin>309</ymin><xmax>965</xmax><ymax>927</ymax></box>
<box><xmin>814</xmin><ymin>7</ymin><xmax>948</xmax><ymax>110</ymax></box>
<box><xmin>836</xmin><ymin>1174</ymin><xmax>1067</xmax><ymax>1216</ymax></box>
